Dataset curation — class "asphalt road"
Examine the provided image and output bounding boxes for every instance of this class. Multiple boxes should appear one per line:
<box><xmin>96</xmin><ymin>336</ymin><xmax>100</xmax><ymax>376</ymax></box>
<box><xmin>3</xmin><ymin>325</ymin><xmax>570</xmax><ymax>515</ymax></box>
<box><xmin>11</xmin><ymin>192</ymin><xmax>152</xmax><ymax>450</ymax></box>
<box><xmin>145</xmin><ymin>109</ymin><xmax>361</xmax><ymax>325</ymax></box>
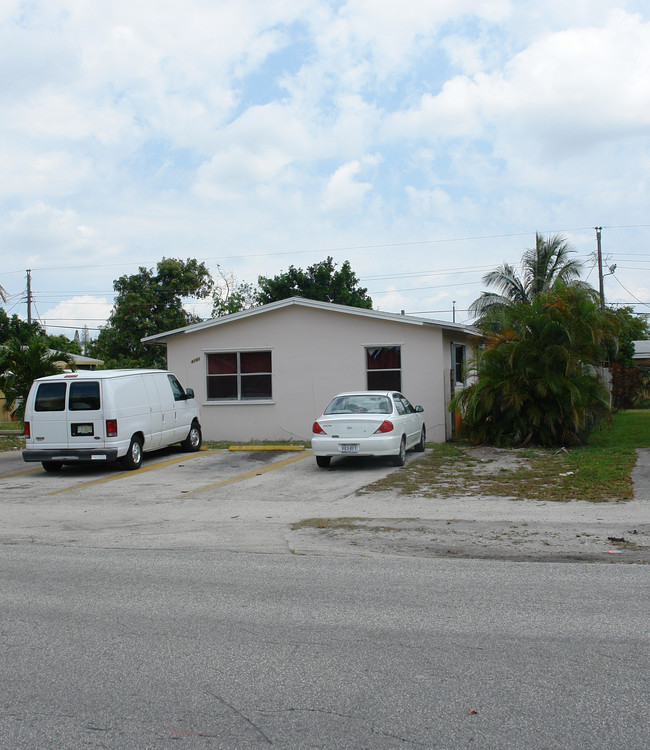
<box><xmin>1</xmin><ymin>545</ymin><xmax>648</xmax><ymax>750</ymax></box>
<box><xmin>1</xmin><ymin>447</ymin><xmax>648</xmax><ymax>748</ymax></box>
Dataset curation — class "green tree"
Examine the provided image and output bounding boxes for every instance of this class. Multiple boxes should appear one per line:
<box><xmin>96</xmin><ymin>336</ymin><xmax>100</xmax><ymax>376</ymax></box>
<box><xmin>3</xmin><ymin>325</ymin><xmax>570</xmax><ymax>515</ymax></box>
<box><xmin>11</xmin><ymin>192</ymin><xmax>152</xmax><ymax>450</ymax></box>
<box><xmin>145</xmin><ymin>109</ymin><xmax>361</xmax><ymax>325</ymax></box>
<box><xmin>43</xmin><ymin>333</ymin><xmax>82</xmax><ymax>356</ymax></box>
<box><xmin>470</xmin><ymin>233</ymin><xmax>584</xmax><ymax>322</ymax></box>
<box><xmin>451</xmin><ymin>285</ymin><xmax>612</xmax><ymax>447</ymax></box>
<box><xmin>0</xmin><ymin>336</ymin><xmax>75</xmax><ymax>421</ymax></box>
<box><xmin>93</xmin><ymin>257</ymin><xmax>214</xmax><ymax>368</ymax></box>
<box><xmin>0</xmin><ymin>309</ymin><xmax>43</xmax><ymax>344</ymax></box>
<box><xmin>604</xmin><ymin>306</ymin><xmax>650</xmax><ymax>410</ymax></box>
<box><xmin>256</xmin><ymin>257</ymin><xmax>372</xmax><ymax>309</ymax></box>
<box><xmin>604</xmin><ymin>306</ymin><xmax>649</xmax><ymax>367</ymax></box>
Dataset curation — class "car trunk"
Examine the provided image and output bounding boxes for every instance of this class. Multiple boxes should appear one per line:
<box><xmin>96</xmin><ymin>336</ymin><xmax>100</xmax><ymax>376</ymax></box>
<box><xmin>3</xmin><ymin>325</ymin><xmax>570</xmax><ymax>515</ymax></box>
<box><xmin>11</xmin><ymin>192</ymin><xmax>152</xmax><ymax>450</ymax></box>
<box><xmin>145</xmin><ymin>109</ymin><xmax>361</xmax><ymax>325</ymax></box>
<box><xmin>319</xmin><ymin>416</ymin><xmax>384</xmax><ymax>438</ymax></box>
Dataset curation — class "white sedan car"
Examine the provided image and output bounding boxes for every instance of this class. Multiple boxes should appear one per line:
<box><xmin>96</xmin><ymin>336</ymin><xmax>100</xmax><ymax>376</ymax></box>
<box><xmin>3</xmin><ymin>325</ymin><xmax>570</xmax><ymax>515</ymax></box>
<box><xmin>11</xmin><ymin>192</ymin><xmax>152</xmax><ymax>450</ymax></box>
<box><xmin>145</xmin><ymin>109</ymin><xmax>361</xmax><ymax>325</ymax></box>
<box><xmin>311</xmin><ymin>391</ymin><xmax>426</xmax><ymax>468</ymax></box>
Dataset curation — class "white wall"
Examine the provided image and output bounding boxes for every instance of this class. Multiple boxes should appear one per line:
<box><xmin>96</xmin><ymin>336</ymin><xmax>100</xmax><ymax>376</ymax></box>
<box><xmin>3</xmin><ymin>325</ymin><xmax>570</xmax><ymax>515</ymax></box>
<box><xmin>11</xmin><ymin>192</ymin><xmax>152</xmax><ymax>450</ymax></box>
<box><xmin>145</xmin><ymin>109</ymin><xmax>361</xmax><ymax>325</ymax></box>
<box><xmin>164</xmin><ymin>305</ymin><xmax>467</xmax><ymax>443</ymax></box>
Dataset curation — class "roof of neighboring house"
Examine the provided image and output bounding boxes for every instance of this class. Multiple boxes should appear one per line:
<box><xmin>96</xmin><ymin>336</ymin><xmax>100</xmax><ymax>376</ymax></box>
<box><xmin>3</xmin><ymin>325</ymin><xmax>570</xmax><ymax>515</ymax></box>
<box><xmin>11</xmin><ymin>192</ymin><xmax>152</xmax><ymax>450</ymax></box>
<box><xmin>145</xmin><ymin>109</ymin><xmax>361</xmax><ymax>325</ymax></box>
<box><xmin>633</xmin><ymin>340</ymin><xmax>650</xmax><ymax>361</ymax></box>
<box><xmin>142</xmin><ymin>296</ymin><xmax>482</xmax><ymax>344</ymax></box>
<box><xmin>52</xmin><ymin>351</ymin><xmax>104</xmax><ymax>371</ymax></box>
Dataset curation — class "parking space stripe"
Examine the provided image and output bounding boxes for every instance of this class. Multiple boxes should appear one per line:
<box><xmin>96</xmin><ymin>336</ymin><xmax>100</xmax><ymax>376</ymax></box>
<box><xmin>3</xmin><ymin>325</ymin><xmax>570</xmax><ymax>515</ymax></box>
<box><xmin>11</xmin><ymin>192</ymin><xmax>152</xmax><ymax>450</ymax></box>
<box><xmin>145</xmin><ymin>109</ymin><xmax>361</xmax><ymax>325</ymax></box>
<box><xmin>46</xmin><ymin>450</ymin><xmax>223</xmax><ymax>496</ymax></box>
<box><xmin>177</xmin><ymin>450</ymin><xmax>313</xmax><ymax>497</ymax></box>
<box><xmin>0</xmin><ymin>466</ymin><xmax>43</xmax><ymax>479</ymax></box>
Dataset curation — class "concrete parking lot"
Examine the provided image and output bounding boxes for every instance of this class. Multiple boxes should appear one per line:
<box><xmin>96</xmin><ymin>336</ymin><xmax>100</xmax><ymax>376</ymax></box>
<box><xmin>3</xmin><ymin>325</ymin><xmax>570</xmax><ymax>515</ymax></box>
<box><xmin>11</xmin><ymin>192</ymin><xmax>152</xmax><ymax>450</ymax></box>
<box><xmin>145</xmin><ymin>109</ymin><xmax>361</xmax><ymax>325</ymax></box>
<box><xmin>1</xmin><ymin>445</ymin><xmax>648</xmax><ymax>562</ymax></box>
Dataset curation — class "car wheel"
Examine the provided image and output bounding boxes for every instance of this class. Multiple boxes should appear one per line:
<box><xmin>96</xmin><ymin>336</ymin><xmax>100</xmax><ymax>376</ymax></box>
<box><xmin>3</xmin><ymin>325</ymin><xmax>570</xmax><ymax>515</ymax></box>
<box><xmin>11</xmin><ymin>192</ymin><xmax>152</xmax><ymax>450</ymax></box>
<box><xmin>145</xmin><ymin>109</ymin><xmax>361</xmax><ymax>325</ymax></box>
<box><xmin>122</xmin><ymin>436</ymin><xmax>143</xmax><ymax>470</ymax></box>
<box><xmin>414</xmin><ymin>427</ymin><xmax>426</xmax><ymax>452</ymax></box>
<box><xmin>42</xmin><ymin>461</ymin><xmax>63</xmax><ymax>472</ymax></box>
<box><xmin>316</xmin><ymin>456</ymin><xmax>331</xmax><ymax>468</ymax></box>
<box><xmin>181</xmin><ymin>422</ymin><xmax>202</xmax><ymax>452</ymax></box>
<box><xmin>391</xmin><ymin>437</ymin><xmax>406</xmax><ymax>467</ymax></box>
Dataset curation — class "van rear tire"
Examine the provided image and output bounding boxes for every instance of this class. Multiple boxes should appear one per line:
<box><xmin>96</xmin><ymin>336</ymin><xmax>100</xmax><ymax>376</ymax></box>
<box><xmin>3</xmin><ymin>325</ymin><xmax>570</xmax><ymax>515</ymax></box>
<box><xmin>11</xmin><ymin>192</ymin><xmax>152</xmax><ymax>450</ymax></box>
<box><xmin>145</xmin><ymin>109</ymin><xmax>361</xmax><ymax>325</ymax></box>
<box><xmin>122</xmin><ymin>437</ymin><xmax>143</xmax><ymax>470</ymax></box>
<box><xmin>181</xmin><ymin>422</ymin><xmax>202</xmax><ymax>452</ymax></box>
<box><xmin>42</xmin><ymin>461</ymin><xmax>63</xmax><ymax>472</ymax></box>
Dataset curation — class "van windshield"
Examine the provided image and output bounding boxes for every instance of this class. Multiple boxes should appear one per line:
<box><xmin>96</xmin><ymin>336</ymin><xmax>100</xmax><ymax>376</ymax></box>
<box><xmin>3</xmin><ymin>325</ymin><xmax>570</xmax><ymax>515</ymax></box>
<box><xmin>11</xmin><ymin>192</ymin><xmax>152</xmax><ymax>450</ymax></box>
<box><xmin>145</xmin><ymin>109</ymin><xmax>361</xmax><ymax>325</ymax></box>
<box><xmin>35</xmin><ymin>383</ymin><xmax>66</xmax><ymax>412</ymax></box>
<box><xmin>69</xmin><ymin>382</ymin><xmax>100</xmax><ymax>411</ymax></box>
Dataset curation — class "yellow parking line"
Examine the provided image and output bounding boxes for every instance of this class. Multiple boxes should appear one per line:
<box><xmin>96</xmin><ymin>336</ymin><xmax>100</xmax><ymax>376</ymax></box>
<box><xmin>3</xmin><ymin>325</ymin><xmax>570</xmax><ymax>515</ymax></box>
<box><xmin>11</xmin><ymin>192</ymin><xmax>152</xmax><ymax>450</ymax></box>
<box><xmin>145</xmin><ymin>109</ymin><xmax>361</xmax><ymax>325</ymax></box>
<box><xmin>0</xmin><ymin>466</ymin><xmax>43</xmax><ymax>478</ymax></box>
<box><xmin>179</xmin><ymin>450</ymin><xmax>313</xmax><ymax>497</ymax></box>
<box><xmin>47</xmin><ymin>449</ymin><xmax>223</xmax><ymax>496</ymax></box>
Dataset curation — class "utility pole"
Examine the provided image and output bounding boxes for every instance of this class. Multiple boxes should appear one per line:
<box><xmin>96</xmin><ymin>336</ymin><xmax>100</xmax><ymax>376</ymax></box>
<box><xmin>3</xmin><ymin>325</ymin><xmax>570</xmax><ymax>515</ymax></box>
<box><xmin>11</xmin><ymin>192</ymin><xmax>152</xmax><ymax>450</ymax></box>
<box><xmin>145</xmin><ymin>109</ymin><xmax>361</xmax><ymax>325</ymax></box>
<box><xmin>26</xmin><ymin>269</ymin><xmax>32</xmax><ymax>324</ymax></box>
<box><xmin>595</xmin><ymin>227</ymin><xmax>605</xmax><ymax>312</ymax></box>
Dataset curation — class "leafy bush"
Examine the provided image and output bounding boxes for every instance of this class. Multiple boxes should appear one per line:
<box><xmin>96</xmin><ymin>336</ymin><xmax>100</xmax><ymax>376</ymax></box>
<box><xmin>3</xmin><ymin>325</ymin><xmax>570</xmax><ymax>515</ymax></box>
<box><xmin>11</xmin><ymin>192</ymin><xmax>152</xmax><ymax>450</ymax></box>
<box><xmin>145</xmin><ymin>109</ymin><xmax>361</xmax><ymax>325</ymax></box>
<box><xmin>452</xmin><ymin>286</ymin><xmax>612</xmax><ymax>447</ymax></box>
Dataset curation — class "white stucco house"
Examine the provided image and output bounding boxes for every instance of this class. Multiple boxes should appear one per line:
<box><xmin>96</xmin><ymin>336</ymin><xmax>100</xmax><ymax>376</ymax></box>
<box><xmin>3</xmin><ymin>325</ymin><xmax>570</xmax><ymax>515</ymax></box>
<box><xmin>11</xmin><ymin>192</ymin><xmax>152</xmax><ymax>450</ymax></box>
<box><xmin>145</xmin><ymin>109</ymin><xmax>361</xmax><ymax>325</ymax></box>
<box><xmin>142</xmin><ymin>297</ymin><xmax>481</xmax><ymax>443</ymax></box>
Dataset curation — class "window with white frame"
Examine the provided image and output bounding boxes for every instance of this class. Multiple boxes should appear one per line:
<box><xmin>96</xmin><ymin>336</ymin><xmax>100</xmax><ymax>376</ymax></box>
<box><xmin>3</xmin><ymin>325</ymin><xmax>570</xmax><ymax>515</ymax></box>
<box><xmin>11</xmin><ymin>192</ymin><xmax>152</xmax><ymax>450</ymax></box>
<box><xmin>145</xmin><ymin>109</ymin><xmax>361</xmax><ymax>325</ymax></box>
<box><xmin>366</xmin><ymin>346</ymin><xmax>401</xmax><ymax>391</ymax></box>
<box><xmin>206</xmin><ymin>351</ymin><xmax>272</xmax><ymax>401</ymax></box>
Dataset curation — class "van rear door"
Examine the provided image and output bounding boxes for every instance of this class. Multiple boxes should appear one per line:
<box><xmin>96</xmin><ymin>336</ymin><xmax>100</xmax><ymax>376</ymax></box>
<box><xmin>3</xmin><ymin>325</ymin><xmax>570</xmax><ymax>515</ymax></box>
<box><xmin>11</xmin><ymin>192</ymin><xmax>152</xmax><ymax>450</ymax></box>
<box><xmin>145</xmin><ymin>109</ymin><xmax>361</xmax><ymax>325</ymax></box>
<box><xmin>29</xmin><ymin>380</ymin><xmax>69</xmax><ymax>449</ymax></box>
<box><xmin>66</xmin><ymin>379</ymin><xmax>103</xmax><ymax>449</ymax></box>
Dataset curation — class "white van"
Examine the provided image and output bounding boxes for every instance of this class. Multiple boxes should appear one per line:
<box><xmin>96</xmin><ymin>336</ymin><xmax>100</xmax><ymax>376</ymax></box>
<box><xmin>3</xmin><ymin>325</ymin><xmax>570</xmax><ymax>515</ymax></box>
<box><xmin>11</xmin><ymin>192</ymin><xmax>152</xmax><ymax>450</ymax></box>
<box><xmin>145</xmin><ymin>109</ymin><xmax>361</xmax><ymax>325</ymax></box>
<box><xmin>22</xmin><ymin>369</ymin><xmax>202</xmax><ymax>472</ymax></box>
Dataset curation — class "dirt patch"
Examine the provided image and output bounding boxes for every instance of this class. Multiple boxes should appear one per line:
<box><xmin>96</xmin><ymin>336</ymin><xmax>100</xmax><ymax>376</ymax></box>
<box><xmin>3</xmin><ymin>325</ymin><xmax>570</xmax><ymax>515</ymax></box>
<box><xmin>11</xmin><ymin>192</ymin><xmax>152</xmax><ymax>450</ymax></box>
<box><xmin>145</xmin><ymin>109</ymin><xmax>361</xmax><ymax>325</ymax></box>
<box><xmin>290</xmin><ymin>516</ymin><xmax>649</xmax><ymax>563</ymax></box>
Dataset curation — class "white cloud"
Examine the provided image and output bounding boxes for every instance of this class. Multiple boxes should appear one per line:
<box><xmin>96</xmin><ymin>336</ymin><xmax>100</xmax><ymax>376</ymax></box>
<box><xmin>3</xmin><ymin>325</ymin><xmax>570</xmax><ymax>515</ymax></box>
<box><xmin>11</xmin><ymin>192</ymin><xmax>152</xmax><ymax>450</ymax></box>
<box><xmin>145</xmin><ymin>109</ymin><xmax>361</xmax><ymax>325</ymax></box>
<box><xmin>1</xmin><ymin>1</ymin><xmax>649</xmax><ymax>328</ymax></box>
<box><xmin>389</xmin><ymin>10</ymin><xmax>650</xmax><ymax>157</ymax></box>
<box><xmin>39</xmin><ymin>295</ymin><xmax>113</xmax><ymax>337</ymax></box>
<box><xmin>321</xmin><ymin>156</ymin><xmax>380</xmax><ymax>214</ymax></box>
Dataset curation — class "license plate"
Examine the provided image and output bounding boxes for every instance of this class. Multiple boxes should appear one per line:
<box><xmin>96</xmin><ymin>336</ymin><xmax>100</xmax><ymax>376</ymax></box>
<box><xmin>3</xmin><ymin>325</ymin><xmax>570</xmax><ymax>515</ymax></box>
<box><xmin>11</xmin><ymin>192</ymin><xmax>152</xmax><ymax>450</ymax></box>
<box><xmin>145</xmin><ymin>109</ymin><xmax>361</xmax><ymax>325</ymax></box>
<box><xmin>340</xmin><ymin>443</ymin><xmax>359</xmax><ymax>453</ymax></box>
<box><xmin>72</xmin><ymin>424</ymin><xmax>94</xmax><ymax>436</ymax></box>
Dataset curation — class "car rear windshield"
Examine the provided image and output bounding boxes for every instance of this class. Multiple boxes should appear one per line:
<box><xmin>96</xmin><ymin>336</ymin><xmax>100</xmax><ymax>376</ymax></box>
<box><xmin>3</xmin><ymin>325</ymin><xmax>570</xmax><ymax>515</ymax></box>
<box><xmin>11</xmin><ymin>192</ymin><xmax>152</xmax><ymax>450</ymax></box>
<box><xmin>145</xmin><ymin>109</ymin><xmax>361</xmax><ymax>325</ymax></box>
<box><xmin>324</xmin><ymin>395</ymin><xmax>391</xmax><ymax>415</ymax></box>
<box><xmin>69</xmin><ymin>381</ymin><xmax>100</xmax><ymax>411</ymax></box>
<box><xmin>35</xmin><ymin>382</ymin><xmax>67</xmax><ymax>412</ymax></box>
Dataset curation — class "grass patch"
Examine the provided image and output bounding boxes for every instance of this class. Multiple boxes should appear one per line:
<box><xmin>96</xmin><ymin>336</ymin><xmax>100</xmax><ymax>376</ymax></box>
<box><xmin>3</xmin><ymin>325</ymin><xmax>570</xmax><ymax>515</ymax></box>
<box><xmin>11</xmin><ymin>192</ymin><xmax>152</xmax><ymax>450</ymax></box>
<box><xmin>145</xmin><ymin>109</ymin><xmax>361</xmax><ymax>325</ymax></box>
<box><xmin>291</xmin><ymin>517</ymin><xmax>421</xmax><ymax>532</ymax></box>
<box><xmin>362</xmin><ymin>411</ymin><xmax>650</xmax><ymax>503</ymax></box>
<box><xmin>291</xmin><ymin>517</ymin><xmax>365</xmax><ymax>531</ymax></box>
<box><xmin>0</xmin><ymin>434</ymin><xmax>24</xmax><ymax>452</ymax></box>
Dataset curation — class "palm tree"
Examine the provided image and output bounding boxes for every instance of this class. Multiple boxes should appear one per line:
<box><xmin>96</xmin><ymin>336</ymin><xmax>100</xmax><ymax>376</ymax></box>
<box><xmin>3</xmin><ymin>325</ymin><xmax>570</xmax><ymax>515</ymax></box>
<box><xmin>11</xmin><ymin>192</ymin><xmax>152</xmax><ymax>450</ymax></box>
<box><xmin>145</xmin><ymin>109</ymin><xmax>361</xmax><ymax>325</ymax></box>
<box><xmin>0</xmin><ymin>335</ymin><xmax>75</xmax><ymax>421</ymax></box>
<box><xmin>470</xmin><ymin>233</ymin><xmax>584</xmax><ymax>321</ymax></box>
<box><xmin>451</xmin><ymin>285</ymin><xmax>611</xmax><ymax>446</ymax></box>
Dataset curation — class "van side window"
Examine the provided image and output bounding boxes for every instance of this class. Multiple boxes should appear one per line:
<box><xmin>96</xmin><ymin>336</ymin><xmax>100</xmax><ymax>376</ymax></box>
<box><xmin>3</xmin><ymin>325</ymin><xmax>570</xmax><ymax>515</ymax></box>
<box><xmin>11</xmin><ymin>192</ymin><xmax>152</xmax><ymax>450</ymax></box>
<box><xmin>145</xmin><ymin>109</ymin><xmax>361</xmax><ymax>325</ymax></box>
<box><xmin>167</xmin><ymin>374</ymin><xmax>185</xmax><ymax>401</ymax></box>
<box><xmin>69</xmin><ymin>382</ymin><xmax>100</xmax><ymax>411</ymax></box>
<box><xmin>35</xmin><ymin>383</ymin><xmax>66</xmax><ymax>412</ymax></box>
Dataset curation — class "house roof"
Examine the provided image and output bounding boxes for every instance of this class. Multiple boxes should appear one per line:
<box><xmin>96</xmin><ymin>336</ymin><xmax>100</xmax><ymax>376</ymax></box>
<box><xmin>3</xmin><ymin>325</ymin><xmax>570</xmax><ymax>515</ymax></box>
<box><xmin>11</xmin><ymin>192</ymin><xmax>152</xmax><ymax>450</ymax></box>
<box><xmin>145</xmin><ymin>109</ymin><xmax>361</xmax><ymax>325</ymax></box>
<box><xmin>633</xmin><ymin>340</ymin><xmax>650</xmax><ymax>360</ymax></box>
<box><xmin>142</xmin><ymin>296</ymin><xmax>482</xmax><ymax>344</ymax></box>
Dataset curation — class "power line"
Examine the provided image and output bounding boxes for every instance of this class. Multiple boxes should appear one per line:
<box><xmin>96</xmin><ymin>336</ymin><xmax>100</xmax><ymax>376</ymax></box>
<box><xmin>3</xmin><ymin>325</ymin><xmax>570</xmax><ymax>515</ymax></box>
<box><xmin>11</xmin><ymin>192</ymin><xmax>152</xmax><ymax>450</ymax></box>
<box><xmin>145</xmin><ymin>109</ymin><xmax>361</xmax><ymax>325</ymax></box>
<box><xmin>6</xmin><ymin>223</ymin><xmax>647</xmax><ymax>277</ymax></box>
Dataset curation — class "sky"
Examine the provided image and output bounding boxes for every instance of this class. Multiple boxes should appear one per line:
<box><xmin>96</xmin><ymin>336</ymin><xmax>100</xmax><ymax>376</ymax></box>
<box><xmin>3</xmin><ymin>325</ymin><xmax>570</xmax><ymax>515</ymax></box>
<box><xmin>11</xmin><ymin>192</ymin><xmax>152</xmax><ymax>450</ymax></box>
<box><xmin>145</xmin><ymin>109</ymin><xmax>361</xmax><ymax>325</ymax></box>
<box><xmin>1</xmin><ymin>0</ymin><xmax>649</xmax><ymax>337</ymax></box>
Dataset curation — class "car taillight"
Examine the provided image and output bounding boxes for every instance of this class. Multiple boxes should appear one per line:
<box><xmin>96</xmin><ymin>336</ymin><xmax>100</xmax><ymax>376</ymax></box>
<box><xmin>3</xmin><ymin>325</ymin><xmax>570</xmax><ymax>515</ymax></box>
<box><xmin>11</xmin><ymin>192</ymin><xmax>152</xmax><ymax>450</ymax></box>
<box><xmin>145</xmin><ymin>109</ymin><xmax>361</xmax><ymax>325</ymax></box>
<box><xmin>106</xmin><ymin>419</ymin><xmax>118</xmax><ymax>437</ymax></box>
<box><xmin>374</xmin><ymin>420</ymin><xmax>394</xmax><ymax>434</ymax></box>
<box><xmin>312</xmin><ymin>421</ymin><xmax>325</xmax><ymax>434</ymax></box>
<box><xmin>24</xmin><ymin>421</ymin><xmax>30</xmax><ymax>438</ymax></box>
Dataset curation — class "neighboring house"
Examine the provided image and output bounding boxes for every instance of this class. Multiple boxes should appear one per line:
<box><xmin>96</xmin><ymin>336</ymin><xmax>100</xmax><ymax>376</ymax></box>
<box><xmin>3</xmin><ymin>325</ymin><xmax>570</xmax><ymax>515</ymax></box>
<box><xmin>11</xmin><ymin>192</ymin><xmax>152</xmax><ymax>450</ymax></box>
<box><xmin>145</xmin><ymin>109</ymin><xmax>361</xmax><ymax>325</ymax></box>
<box><xmin>143</xmin><ymin>297</ymin><xmax>481</xmax><ymax>443</ymax></box>
<box><xmin>633</xmin><ymin>340</ymin><xmax>650</xmax><ymax>371</ymax></box>
<box><xmin>54</xmin><ymin>352</ymin><xmax>104</xmax><ymax>371</ymax></box>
